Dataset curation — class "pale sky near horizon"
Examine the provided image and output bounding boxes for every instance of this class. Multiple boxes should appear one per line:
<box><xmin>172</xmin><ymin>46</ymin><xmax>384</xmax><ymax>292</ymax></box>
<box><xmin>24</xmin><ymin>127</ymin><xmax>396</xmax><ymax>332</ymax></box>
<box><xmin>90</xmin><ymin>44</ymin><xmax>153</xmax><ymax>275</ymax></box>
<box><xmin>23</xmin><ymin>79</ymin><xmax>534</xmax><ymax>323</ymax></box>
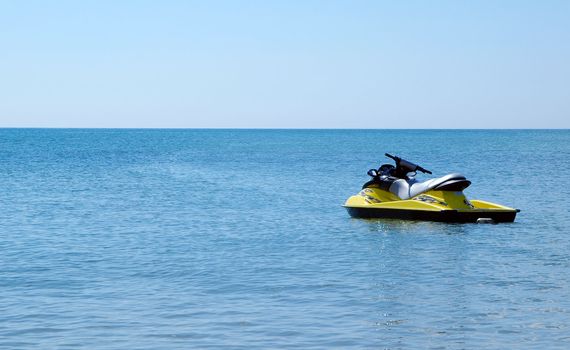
<box><xmin>0</xmin><ymin>0</ymin><xmax>568</xmax><ymax>128</ymax></box>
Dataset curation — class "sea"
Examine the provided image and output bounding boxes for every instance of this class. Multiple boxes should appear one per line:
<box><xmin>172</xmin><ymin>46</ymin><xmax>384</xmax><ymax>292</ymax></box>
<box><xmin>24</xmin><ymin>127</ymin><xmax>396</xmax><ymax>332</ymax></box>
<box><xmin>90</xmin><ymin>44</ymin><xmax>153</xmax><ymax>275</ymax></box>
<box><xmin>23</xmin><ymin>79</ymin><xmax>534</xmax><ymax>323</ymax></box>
<box><xmin>1</xmin><ymin>129</ymin><xmax>569</xmax><ymax>349</ymax></box>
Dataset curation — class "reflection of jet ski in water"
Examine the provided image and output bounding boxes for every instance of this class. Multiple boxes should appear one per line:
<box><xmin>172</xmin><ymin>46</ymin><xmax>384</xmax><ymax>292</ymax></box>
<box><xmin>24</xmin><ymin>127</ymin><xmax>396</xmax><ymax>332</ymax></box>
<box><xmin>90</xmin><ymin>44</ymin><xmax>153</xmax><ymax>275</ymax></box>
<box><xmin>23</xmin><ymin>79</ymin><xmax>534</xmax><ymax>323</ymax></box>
<box><xmin>344</xmin><ymin>153</ymin><xmax>519</xmax><ymax>223</ymax></box>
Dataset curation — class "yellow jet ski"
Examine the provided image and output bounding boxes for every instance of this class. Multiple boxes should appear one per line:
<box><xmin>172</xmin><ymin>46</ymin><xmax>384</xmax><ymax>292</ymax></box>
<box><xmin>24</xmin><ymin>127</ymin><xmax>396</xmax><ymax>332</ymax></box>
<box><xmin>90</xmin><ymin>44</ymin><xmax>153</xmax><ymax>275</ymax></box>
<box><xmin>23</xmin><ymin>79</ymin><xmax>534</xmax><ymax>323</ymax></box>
<box><xmin>344</xmin><ymin>153</ymin><xmax>519</xmax><ymax>223</ymax></box>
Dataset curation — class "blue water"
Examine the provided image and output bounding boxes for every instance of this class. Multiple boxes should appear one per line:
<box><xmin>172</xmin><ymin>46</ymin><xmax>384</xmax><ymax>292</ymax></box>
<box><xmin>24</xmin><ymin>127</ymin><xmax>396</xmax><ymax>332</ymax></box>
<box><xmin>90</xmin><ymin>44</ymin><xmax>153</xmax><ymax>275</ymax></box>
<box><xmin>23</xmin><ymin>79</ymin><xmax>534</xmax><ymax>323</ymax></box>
<box><xmin>1</xmin><ymin>129</ymin><xmax>569</xmax><ymax>349</ymax></box>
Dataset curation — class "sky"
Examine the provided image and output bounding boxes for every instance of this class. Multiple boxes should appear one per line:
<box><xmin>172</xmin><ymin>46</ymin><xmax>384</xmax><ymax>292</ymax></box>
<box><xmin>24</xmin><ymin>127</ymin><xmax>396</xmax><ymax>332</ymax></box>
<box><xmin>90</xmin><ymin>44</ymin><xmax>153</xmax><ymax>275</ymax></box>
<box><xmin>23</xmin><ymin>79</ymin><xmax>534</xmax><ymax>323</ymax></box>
<box><xmin>0</xmin><ymin>0</ymin><xmax>568</xmax><ymax>128</ymax></box>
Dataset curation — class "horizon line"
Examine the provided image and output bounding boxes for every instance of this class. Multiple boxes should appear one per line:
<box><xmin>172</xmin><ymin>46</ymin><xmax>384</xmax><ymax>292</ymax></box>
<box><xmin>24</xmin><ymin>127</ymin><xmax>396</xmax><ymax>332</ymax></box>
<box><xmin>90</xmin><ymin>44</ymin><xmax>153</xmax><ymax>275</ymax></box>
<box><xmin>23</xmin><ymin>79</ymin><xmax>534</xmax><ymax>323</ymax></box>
<box><xmin>0</xmin><ymin>127</ymin><xmax>568</xmax><ymax>131</ymax></box>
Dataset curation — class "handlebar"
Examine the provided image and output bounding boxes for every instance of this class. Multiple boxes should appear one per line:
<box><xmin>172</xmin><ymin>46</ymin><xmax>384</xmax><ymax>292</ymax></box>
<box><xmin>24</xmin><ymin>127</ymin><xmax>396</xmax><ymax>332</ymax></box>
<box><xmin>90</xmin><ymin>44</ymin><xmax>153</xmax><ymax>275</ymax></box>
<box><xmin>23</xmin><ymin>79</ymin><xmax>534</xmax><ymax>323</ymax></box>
<box><xmin>384</xmin><ymin>153</ymin><xmax>398</xmax><ymax>162</ymax></box>
<box><xmin>417</xmin><ymin>166</ymin><xmax>432</xmax><ymax>175</ymax></box>
<box><xmin>384</xmin><ymin>153</ymin><xmax>432</xmax><ymax>175</ymax></box>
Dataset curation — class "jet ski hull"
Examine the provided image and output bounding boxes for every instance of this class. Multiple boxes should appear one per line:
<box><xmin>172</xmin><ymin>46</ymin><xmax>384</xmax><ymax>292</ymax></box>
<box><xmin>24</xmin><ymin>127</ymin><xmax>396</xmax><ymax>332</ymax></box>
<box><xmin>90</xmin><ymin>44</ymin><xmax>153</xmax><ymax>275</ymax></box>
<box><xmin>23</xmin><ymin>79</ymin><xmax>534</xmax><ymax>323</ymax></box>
<box><xmin>345</xmin><ymin>206</ymin><xmax>518</xmax><ymax>223</ymax></box>
<box><xmin>344</xmin><ymin>188</ymin><xmax>519</xmax><ymax>223</ymax></box>
<box><xmin>347</xmin><ymin>154</ymin><xmax>519</xmax><ymax>223</ymax></box>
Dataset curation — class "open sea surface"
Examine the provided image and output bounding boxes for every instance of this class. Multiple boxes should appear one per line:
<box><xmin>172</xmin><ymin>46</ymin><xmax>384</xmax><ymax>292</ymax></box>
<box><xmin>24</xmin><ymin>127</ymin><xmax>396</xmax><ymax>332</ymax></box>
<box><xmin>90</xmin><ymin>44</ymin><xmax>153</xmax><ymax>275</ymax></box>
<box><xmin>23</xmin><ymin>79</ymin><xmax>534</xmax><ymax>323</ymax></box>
<box><xmin>1</xmin><ymin>129</ymin><xmax>569</xmax><ymax>349</ymax></box>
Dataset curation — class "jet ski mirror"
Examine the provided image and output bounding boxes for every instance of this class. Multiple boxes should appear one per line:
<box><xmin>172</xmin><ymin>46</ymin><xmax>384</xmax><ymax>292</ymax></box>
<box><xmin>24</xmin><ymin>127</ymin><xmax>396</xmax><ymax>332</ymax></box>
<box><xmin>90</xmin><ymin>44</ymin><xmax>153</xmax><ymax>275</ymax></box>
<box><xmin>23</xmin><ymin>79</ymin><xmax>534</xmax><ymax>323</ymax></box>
<box><xmin>367</xmin><ymin>169</ymin><xmax>378</xmax><ymax>177</ymax></box>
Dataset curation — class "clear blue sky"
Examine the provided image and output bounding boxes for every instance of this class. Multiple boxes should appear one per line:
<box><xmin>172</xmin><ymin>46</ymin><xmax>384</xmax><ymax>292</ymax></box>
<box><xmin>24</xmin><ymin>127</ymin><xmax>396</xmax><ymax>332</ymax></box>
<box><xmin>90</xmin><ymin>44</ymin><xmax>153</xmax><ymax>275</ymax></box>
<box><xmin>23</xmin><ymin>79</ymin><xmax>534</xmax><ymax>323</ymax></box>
<box><xmin>0</xmin><ymin>0</ymin><xmax>568</xmax><ymax>128</ymax></box>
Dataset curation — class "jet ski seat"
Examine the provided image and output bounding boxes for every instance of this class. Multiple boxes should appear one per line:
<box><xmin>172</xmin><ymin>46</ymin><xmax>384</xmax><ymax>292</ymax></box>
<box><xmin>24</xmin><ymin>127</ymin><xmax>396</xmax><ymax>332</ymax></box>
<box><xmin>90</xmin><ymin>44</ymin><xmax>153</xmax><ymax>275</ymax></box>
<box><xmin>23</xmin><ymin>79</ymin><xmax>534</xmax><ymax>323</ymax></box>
<box><xmin>389</xmin><ymin>173</ymin><xmax>471</xmax><ymax>200</ymax></box>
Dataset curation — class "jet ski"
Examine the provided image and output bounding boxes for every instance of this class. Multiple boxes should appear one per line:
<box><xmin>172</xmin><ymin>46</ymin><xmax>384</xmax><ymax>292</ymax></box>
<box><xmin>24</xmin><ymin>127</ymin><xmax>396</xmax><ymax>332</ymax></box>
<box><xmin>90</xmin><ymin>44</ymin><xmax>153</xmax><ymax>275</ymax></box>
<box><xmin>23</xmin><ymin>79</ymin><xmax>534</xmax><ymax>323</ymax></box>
<box><xmin>344</xmin><ymin>153</ymin><xmax>519</xmax><ymax>223</ymax></box>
